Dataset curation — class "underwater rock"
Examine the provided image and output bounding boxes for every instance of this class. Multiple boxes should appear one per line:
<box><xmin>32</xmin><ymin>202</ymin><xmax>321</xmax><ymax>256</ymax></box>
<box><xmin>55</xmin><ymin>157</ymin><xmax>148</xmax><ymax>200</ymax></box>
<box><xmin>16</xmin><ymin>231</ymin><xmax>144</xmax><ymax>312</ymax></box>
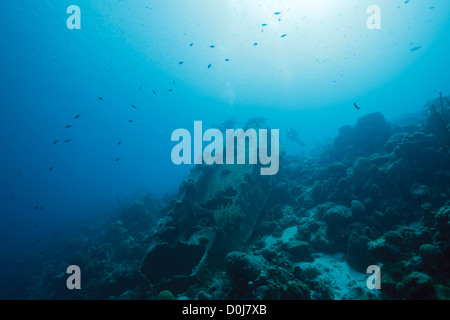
<box><xmin>350</xmin><ymin>200</ymin><xmax>366</xmax><ymax>218</ymax></box>
<box><xmin>410</xmin><ymin>184</ymin><xmax>433</xmax><ymax>203</ymax></box>
<box><xmin>346</xmin><ymin>232</ymin><xmax>374</xmax><ymax>272</ymax></box>
<box><xmin>140</xmin><ymin>163</ymin><xmax>271</xmax><ymax>292</ymax></box>
<box><xmin>402</xmin><ymin>272</ymin><xmax>435</xmax><ymax>300</ymax></box>
<box><xmin>286</xmin><ymin>240</ymin><xmax>313</xmax><ymax>262</ymax></box>
<box><xmin>225</xmin><ymin>252</ymin><xmax>265</xmax><ymax>286</ymax></box>
<box><xmin>118</xmin><ymin>290</ymin><xmax>139</xmax><ymax>300</ymax></box>
<box><xmin>368</xmin><ymin>237</ymin><xmax>396</xmax><ymax>262</ymax></box>
<box><xmin>434</xmin><ymin>206</ymin><xmax>450</xmax><ymax>236</ymax></box>
<box><xmin>315</xmin><ymin>202</ymin><xmax>352</xmax><ymax>228</ymax></box>
<box><xmin>157</xmin><ymin>290</ymin><xmax>175</xmax><ymax>300</ymax></box>
<box><xmin>419</xmin><ymin>244</ymin><xmax>442</xmax><ymax>266</ymax></box>
<box><xmin>309</xmin><ymin>223</ymin><xmax>332</xmax><ymax>252</ymax></box>
<box><xmin>260</xmin><ymin>247</ymin><xmax>277</xmax><ymax>262</ymax></box>
<box><xmin>332</xmin><ymin>112</ymin><xmax>391</xmax><ymax>162</ymax></box>
<box><xmin>264</xmin><ymin>280</ymin><xmax>310</xmax><ymax>300</ymax></box>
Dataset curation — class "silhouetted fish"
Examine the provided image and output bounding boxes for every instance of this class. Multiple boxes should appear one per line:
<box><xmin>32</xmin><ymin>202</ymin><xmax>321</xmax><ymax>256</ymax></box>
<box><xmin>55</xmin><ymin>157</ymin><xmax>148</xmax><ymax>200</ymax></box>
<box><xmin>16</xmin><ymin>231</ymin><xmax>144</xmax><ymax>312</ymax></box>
<box><xmin>152</xmin><ymin>90</ymin><xmax>157</xmax><ymax>95</ymax></box>
<box><xmin>254</xmin><ymin>42</ymin><xmax>258</xmax><ymax>46</ymax></box>
<box><xmin>354</xmin><ymin>103</ymin><xmax>361</xmax><ymax>110</ymax></box>
<box><xmin>410</xmin><ymin>46</ymin><xmax>422</xmax><ymax>52</ymax></box>
<box><xmin>99</xmin><ymin>97</ymin><xmax>103</xmax><ymax>101</ymax></box>
<box><xmin>131</xmin><ymin>105</ymin><xmax>137</xmax><ymax>109</ymax></box>
<box><xmin>208</xmin><ymin>64</ymin><xmax>212</xmax><ymax>69</ymax></box>
<box><xmin>34</xmin><ymin>206</ymin><xmax>39</xmax><ymax>210</ymax></box>
<box><xmin>190</xmin><ymin>43</ymin><xmax>194</xmax><ymax>47</ymax></box>
<box><xmin>74</xmin><ymin>114</ymin><xmax>81</xmax><ymax>119</ymax></box>
<box><xmin>128</xmin><ymin>120</ymin><xmax>134</xmax><ymax>123</ymax></box>
<box><xmin>48</xmin><ymin>167</ymin><xmax>55</xmax><ymax>171</ymax></box>
<box><xmin>281</xmin><ymin>34</ymin><xmax>287</xmax><ymax>38</ymax></box>
<box><xmin>53</xmin><ymin>140</ymin><xmax>58</xmax><ymax>144</ymax></box>
<box><xmin>40</xmin><ymin>251</ymin><xmax>45</xmax><ymax>255</ymax></box>
<box><xmin>115</xmin><ymin>158</ymin><xmax>120</xmax><ymax>162</ymax></box>
<box><xmin>173</xmin><ymin>80</ymin><xmax>176</xmax><ymax>85</ymax></box>
<box><xmin>210</xmin><ymin>45</ymin><xmax>215</xmax><ymax>48</ymax></box>
<box><xmin>168</xmin><ymin>89</ymin><xmax>173</xmax><ymax>92</ymax></box>
<box><xmin>65</xmin><ymin>125</ymin><xmax>72</xmax><ymax>128</ymax></box>
<box><xmin>140</xmin><ymin>85</ymin><xmax>142</xmax><ymax>91</ymax></box>
<box><xmin>118</xmin><ymin>141</ymin><xmax>122</xmax><ymax>145</ymax></box>
<box><xmin>225</xmin><ymin>58</ymin><xmax>230</xmax><ymax>61</ymax></box>
<box><xmin>179</xmin><ymin>61</ymin><xmax>184</xmax><ymax>65</ymax></box>
<box><xmin>262</xmin><ymin>23</ymin><xmax>267</xmax><ymax>26</ymax></box>
<box><xmin>274</xmin><ymin>12</ymin><xmax>281</xmax><ymax>15</ymax></box>
<box><xmin>64</xmin><ymin>139</ymin><xmax>71</xmax><ymax>143</ymax></box>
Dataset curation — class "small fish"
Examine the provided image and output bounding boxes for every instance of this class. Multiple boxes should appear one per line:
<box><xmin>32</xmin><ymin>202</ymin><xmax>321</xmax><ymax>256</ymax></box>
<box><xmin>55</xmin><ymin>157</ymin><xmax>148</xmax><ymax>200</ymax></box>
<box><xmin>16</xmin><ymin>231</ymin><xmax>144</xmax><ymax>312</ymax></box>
<box><xmin>128</xmin><ymin>120</ymin><xmax>134</xmax><ymax>123</ymax></box>
<box><xmin>209</xmin><ymin>45</ymin><xmax>215</xmax><ymax>48</ymax></box>
<box><xmin>40</xmin><ymin>251</ymin><xmax>45</xmax><ymax>255</ymax></box>
<box><xmin>118</xmin><ymin>141</ymin><xmax>122</xmax><ymax>145</ymax></box>
<box><xmin>115</xmin><ymin>158</ymin><xmax>121</xmax><ymax>162</ymax></box>
<box><xmin>179</xmin><ymin>61</ymin><xmax>184</xmax><ymax>65</ymax></box>
<box><xmin>410</xmin><ymin>46</ymin><xmax>422</xmax><ymax>52</ymax></box>
<box><xmin>208</xmin><ymin>64</ymin><xmax>212</xmax><ymax>69</ymax></box>
<box><xmin>139</xmin><ymin>85</ymin><xmax>142</xmax><ymax>91</ymax></box>
<box><xmin>190</xmin><ymin>43</ymin><xmax>194</xmax><ymax>47</ymax></box>
<box><xmin>65</xmin><ymin>125</ymin><xmax>72</xmax><ymax>128</ymax></box>
<box><xmin>34</xmin><ymin>206</ymin><xmax>39</xmax><ymax>210</ymax></box>
<box><xmin>152</xmin><ymin>90</ymin><xmax>157</xmax><ymax>95</ymax></box>
<box><xmin>53</xmin><ymin>140</ymin><xmax>58</xmax><ymax>144</ymax></box>
<box><xmin>48</xmin><ymin>167</ymin><xmax>55</xmax><ymax>171</ymax></box>
<box><xmin>254</xmin><ymin>42</ymin><xmax>258</xmax><ymax>46</ymax></box>
<box><xmin>225</xmin><ymin>59</ymin><xmax>230</xmax><ymax>61</ymax></box>
<box><xmin>64</xmin><ymin>139</ymin><xmax>71</xmax><ymax>143</ymax></box>
<box><xmin>347</xmin><ymin>275</ymin><xmax>351</xmax><ymax>280</ymax></box>
<box><xmin>40</xmin><ymin>206</ymin><xmax>44</xmax><ymax>210</ymax></box>
<box><xmin>168</xmin><ymin>89</ymin><xmax>173</xmax><ymax>92</ymax></box>
<box><xmin>36</xmin><ymin>239</ymin><xmax>40</xmax><ymax>243</ymax></box>
<box><xmin>131</xmin><ymin>105</ymin><xmax>137</xmax><ymax>109</ymax></box>
<box><xmin>262</xmin><ymin>23</ymin><xmax>267</xmax><ymax>26</ymax></box>
<box><xmin>281</xmin><ymin>34</ymin><xmax>287</xmax><ymax>38</ymax></box>
<box><xmin>173</xmin><ymin>80</ymin><xmax>176</xmax><ymax>85</ymax></box>
<box><xmin>33</xmin><ymin>224</ymin><xmax>38</xmax><ymax>228</ymax></box>
<box><xmin>99</xmin><ymin>97</ymin><xmax>103</xmax><ymax>101</ymax></box>
<box><xmin>354</xmin><ymin>103</ymin><xmax>361</xmax><ymax>110</ymax></box>
<box><xmin>274</xmin><ymin>12</ymin><xmax>281</xmax><ymax>15</ymax></box>
<box><xmin>74</xmin><ymin>114</ymin><xmax>81</xmax><ymax>119</ymax></box>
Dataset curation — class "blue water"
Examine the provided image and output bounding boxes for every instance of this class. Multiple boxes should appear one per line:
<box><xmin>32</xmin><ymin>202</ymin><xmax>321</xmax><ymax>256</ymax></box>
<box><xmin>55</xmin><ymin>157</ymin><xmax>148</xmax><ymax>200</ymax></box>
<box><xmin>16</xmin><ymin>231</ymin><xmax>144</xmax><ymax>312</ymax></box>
<box><xmin>0</xmin><ymin>0</ymin><xmax>449</xmax><ymax>299</ymax></box>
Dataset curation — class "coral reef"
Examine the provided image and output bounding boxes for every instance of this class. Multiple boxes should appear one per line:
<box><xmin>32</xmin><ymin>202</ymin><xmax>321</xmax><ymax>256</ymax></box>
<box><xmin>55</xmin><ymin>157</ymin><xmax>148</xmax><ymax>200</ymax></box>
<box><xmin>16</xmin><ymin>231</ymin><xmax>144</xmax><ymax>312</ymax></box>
<box><xmin>25</xmin><ymin>96</ymin><xmax>450</xmax><ymax>300</ymax></box>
